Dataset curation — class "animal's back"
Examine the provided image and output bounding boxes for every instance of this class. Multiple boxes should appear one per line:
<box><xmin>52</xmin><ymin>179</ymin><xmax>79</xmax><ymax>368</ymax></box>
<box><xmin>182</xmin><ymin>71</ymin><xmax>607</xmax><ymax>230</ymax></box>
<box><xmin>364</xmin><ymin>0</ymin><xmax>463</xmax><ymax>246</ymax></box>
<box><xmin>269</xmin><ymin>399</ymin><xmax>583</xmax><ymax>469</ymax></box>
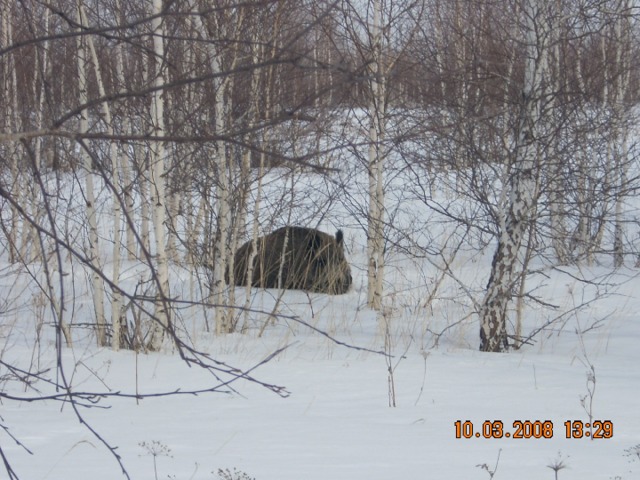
<box><xmin>232</xmin><ymin>226</ymin><xmax>351</xmax><ymax>294</ymax></box>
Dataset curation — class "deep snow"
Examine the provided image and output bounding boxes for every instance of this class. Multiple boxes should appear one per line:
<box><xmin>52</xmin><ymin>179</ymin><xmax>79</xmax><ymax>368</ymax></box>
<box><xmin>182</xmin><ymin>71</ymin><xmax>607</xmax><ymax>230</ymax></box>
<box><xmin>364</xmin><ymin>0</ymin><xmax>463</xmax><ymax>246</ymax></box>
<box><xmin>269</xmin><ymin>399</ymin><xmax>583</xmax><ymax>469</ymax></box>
<box><xmin>2</xmin><ymin>257</ymin><xmax>639</xmax><ymax>480</ymax></box>
<box><xmin>1</xmin><ymin>155</ymin><xmax>639</xmax><ymax>479</ymax></box>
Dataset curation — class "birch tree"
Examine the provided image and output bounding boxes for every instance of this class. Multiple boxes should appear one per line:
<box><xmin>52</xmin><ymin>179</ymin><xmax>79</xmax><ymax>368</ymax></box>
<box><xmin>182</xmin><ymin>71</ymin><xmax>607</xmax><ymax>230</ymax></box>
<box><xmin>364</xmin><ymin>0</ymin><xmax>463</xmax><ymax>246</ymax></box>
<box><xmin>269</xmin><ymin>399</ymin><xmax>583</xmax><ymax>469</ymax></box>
<box><xmin>479</xmin><ymin>0</ymin><xmax>550</xmax><ymax>352</ymax></box>
<box><xmin>1</xmin><ymin>0</ymin><xmax>20</xmax><ymax>264</ymax></box>
<box><xmin>610</xmin><ymin>0</ymin><xmax>632</xmax><ymax>268</ymax></box>
<box><xmin>241</xmin><ymin>29</ymin><xmax>274</xmax><ymax>331</ymax></box>
<box><xmin>343</xmin><ymin>0</ymin><xmax>423</xmax><ymax>311</ymax></box>
<box><xmin>210</xmin><ymin>11</ymin><xmax>234</xmax><ymax>335</ymax></box>
<box><xmin>18</xmin><ymin>3</ymin><xmax>50</xmax><ymax>266</ymax></box>
<box><xmin>147</xmin><ymin>0</ymin><xmax>171</xmax><ymax>351</ymax></box>
<box><xmin>185</xmin><ymin>1</ymin><xmax>243</xmax><ymax>335</ymax></box>
<box><xmin>367</xmin><ymin>0</ymin><xmax>386</xmax><ymax>311</ymax></box>
<box><xmin>77</xmin><ymin>1</ymin><xmax>126</xmax><ymax>349</ymax></box>
<box><xmin>113</xmin><ymin>0</ymin><xmax>138</xmax><ymax>263</ymax></box>
<box><xmin>76</xmin><ymin>0</ymin><xmax>107</xmax><ymax>347</ymax></box>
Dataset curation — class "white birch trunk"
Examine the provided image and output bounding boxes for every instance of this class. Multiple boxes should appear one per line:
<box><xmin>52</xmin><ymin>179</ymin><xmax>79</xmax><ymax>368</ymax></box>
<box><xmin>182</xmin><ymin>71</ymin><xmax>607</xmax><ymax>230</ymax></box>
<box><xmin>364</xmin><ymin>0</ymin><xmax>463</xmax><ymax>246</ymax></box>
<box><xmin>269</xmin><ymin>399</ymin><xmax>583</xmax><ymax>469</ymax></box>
<box><xmin>548</xmin><ymin>10</ymin><xmax>568</xmax><ymax>265</ymax></box>
<box><xmin>593</xmin><ymin>35</ymin><xmax>613</xmax><ymax>266</ymax></box>
<box><xmin>114</xmin><ymin>1</ymin><xmax>137</xmax><ymax>262</ymax></box>
<box><xmin>147</xmin><ymin>0</ymin><xmax>170</xmax><ymax>351</ymax></box>
<box><xmin>212</xmin><ymin>88</ymin><xmax>232</xmax><ymax>335</ymax></box>
<box><xmin>19</xmin><ymin>6</ymin><xmax>51</xmax><ymax>264</ymax></box>
<box><xmin>181</xmin><ymin>8</ymin><xmax>197</xmax><ymax>271</ymax></box>
<box><xmin>367</xmin><ymin>0</ymin><xmax>385</xmax><ymax>311</ymax></box>
<box><xmin>110</xmin><ymin>159</ymin><xmax>123</xmax><ymax>350</ymax></box>
<box><xmin>166</xmin><ymin>190</ymin><xmax>179</xmax><ymax>262</ymax></box>
<box><xmin>122</xmin><ymin>157</ymin><xmax>137</xmax><ymax>262</ymax></box>
<box><xmin>612</xmin><ymin>0</ymin><xmax>631</xmax><ymax>268</ymax></box>
<box><xmin>240</xmin><ymin>41</ymin><xmax>266</xmax><ymax>330</ymax></box>
<box><xmin>139</xmin><ymin>141</ymin><xmax>151</xmax><ymax>257</ymax></box>
<box><xmin>2</xmin><ymin>2</ymin><xmax>20</xmax><ymax>264</ymax></box>
<box><xmin>453</xmin><ymin>0</ymin><xmax>469</xmax><ymax>175</ymax></box>
<box><xmin>433</xmin><ymin>2</ymin><xmax>447</xmax><ymax>105</ymax></box>
<box><xmin>78</xmin><ymin>2</ymin><xmax>124</xmax><ymax>350</ymax></box>
<box><xmin>188</xmin><ymin>3</ymin><xmax>246</xmax><ymax>334</ymax></box>
<box><xmin>614</xmin><ymin>131</ymin><xmax>628</xmax><ymax>268</ymax></box>
<box><xmin>76</xmin><ymin>0</ymin><xmax>107</xmax><ymax>347</ymax></box>
<box><xmin>479</xmin><ymin>0</ymin><xmax>545</xmax><ymax>352</ymax></box>
<box><xmin>194</xmin><ymin>11</ymin><xmax>231</xmax><ymax>335</ymax></box>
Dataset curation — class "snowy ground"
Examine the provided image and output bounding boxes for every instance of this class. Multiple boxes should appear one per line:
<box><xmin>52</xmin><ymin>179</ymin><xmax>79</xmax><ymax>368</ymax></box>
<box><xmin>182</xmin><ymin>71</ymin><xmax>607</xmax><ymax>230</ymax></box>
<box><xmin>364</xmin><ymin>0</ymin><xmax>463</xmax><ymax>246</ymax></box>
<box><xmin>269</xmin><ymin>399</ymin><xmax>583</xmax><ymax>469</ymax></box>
<box><xmin>2</xmin><ymin>157</ymin><xmax>640</xmax><ymax>479</ymax></box>
<box><xmin>2</xmin><ymin>252</ymin><xmax>639</xmax><ymax>480</ymax></box>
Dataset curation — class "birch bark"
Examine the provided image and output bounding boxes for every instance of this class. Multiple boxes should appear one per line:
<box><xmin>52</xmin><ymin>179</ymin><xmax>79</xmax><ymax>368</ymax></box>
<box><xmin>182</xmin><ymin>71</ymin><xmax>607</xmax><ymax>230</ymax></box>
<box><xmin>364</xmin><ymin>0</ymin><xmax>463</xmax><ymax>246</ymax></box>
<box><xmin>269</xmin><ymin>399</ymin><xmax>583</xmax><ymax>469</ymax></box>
<box><xmin>1</xmin><ymin>1</ymin><xmax>20</xmax><ymax>264</ymax></box>
<box><xmin>241</xmin><ymin>40</ymin><xmax>268</xmax><ymax>331</ymax></box>
<box><xmin>188</xmin><ymin>2</ymin><xmax>246</xmax><ymax>334</ymax></box>
<box><xmin>367</xmin><ymin>0</ymin><xmax>386</xmax><ymax>311</ymax></box>
<box><xmin>77</xmin><ymin>2</ymin><xmax>124</xmax><ymax>350</ymax></box>
<box><xmin>479</xmin><ymin>0</ymin><xmax>546</xmax><ymax>352</ymax></box>
<box><xmin>113</xmin><ymin>1</ymin><xmax>137</xmax><ymax>262</ymax></box>
<box><xmin>612</xmin><ymin>0</ymin><xmax>631</xmax><ymax>268</ymax></box>
<box><xmin>76</xmin><ymin>0</ymin><xmax>107</xmax><ymax>347</ymax></box>
<box><xmin>147</xmin><ymin>0</ymin><xmax>171</xmax><ymax>351</ymax></box>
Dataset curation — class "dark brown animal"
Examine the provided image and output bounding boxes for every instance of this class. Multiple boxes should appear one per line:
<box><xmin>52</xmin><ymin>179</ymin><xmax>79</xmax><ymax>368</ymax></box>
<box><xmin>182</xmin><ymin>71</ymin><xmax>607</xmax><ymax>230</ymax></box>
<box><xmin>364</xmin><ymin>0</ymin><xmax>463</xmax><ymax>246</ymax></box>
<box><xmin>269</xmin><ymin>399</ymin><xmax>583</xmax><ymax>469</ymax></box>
<box><xmin>231</xmin><ymin>226</ymin><xmax>352</xmax><ymax>294</ymax></box>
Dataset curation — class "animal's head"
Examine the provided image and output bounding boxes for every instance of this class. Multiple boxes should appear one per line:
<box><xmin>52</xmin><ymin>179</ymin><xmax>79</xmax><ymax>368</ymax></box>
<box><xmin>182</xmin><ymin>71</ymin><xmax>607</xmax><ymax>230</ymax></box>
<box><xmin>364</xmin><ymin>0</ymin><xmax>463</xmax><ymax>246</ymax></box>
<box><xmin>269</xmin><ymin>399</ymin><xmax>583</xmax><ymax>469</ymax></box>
<box><xmin>307</xmin><ymin>229</ymin><xmax>352</xmax><ymax>294</ymax></box>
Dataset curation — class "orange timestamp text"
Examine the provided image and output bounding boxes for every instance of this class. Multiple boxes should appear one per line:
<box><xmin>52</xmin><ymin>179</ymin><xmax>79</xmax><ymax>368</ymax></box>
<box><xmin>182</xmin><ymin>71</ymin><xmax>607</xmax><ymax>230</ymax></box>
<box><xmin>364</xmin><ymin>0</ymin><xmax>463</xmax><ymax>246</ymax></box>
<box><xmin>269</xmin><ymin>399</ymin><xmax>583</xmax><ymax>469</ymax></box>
<box><xmin>454</xmin><ymin>420</ymin><xmax>613</xmax><ymax>439</ymax></box>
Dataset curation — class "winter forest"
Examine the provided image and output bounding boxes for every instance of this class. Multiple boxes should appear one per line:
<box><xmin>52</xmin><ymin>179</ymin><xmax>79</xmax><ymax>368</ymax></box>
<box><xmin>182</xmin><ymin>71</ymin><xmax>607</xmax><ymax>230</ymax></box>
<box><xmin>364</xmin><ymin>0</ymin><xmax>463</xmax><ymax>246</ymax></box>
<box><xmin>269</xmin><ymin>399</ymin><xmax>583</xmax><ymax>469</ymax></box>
<box><xmin>1</xmin><ymin>0</ymin><xmax>640</xmax><ymax>479</ymax></box>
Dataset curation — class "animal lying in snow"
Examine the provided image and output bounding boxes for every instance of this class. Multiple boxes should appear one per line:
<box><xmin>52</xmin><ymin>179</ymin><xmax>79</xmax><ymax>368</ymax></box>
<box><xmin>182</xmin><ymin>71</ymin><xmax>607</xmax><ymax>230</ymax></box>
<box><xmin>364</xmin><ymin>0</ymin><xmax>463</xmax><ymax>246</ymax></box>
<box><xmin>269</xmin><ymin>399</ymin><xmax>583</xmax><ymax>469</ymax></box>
<box><xmin>230</xmin><ymin>226</ymin><xmax>352</xmax><ymax>295</ymax></box>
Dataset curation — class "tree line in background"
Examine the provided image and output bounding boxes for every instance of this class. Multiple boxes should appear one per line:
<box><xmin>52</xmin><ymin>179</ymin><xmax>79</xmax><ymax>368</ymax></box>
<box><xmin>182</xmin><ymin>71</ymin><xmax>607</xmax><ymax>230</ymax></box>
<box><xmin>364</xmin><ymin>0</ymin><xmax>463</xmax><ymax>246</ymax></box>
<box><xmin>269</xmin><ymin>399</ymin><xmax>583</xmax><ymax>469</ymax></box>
<box><xmin>0</xmin><ymin>0</ymin><xmax>639</xmax><ymax>356</ymax></box>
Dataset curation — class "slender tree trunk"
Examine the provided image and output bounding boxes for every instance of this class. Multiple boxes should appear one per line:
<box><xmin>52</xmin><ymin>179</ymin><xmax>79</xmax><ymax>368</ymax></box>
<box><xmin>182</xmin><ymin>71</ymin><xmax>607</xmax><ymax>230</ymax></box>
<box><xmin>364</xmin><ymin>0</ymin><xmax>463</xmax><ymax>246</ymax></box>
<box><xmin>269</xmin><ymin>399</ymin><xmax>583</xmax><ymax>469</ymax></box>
<box><xmin>566</xmin><ymin>38</ymin><xmax>592</xmax><ymax>264</ymax></box>
<box><xmin>114</xmin><ymin>2</ymin><xmax>137</xmax><ymax>262</ymax></box>
<box><xmin>212</xmin><ymin>83</ymin><xmax>232</xmax><ymax>335</ymax></box>
<box><xmin>367</xmin><ymin>0</ymin><xmax>385</xmax><ymax>311</ymax></box>
<box><xmin>76</xmin><ymin>0</ymin><xmax>107</xmax><ymax>347</ymax></box>
<box><xmin>612</xmin><ymin>0</ymin><xmax>631</xmax><ymax>268</ymax></box>
<box><xmin>479</xmin><ymin>0</ymin><xmax>545</xmax><ymax>352</ymax></box>
<box><xmin>1</xmin><ymin>2</ymin><xmax>20</xmax><ymax>263</ymax></box>
<box><xmin>188</xmin><ymin>2</ymin><xmax>247</xmax><ymax>334</ymax></box>
<box><xmin>239</xmin><ymin>39</ymin><xmax>267</xmax><ymax>331</ymax></box>
<box><xmin>139</xmin><ymin>145</ymin><xmax>151</xmax><ymax>258</ymax></box>
<box><xmin>78</xmin><ymin>2</ymin><xmax>125</xmax><ymax>350</ymax></box>
<box><xmin>548</xmin><ymin>8</ymin><xmax>568</xmax><ymax>265</ymax></box>
<box><xmin>613</xmin><ymin>132</ymin><xmax>628</xmax><ymax>268</ymax></box>
<box><xmin>79</xmin><ymin>0</ymin><xmax>123</xmax><ymax>350</ymax></box>
<box><xmin>20</xmin><ymin>6</ymin><xmax>50</xmax><ymax>265</ymax></box>
<box><xmin>147</xmin><ymin>0</ymin><xmax>171</xmax><ymax>351</ymax></box>
<box><xmin>192</xmin><ymin>9</ymin><xmax>233</xmax><ymax>335</ymax></box>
